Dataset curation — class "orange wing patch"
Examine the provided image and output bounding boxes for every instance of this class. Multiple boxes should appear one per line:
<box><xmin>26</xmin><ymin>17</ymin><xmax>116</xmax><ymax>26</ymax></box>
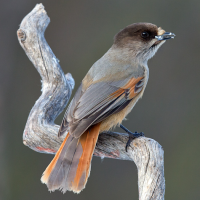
<box><xmin>110</xmin><ymin>77</ymin><xmax>144</xmax><ymax>100</ymax></box>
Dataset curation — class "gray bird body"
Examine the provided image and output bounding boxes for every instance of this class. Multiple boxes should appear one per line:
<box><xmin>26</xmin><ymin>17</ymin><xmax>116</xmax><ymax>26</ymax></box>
<box><xmin>41</xmin><ymin>22</ymin><xmax>175</xmax><ymax>194</ymax></box>
<box><xmin>59</xmin><ymin>46</ymin><xmax>150</xmax><ymax>138</ymax></box>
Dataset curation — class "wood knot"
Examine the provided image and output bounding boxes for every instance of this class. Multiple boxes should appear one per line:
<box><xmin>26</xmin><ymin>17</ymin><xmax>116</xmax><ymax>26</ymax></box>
<box><xmin>17</xmin><ymin>29</ymin><xmax>26</xmax><ymax>42</ymax></box>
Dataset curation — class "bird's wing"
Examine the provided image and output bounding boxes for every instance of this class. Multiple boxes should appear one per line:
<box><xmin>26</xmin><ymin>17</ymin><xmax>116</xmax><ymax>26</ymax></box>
<box><xmin>58</xmin><ymin>75</ymin><xmax>145</xmax><ymax>138</ymax></box>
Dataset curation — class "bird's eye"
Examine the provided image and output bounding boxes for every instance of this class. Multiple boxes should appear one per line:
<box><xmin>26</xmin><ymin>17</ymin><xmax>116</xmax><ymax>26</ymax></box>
<box><xmin>141</xmin><ymin>31</ymin><xmax>150</xmax><ymax>39</ymax></box>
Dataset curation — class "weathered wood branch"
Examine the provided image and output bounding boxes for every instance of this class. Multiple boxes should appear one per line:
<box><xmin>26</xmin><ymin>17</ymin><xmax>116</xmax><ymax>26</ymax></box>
<box><xmin>17</xmin><ymin>4</ymin><xmax>165</xmax><ymax>200</ymax></box>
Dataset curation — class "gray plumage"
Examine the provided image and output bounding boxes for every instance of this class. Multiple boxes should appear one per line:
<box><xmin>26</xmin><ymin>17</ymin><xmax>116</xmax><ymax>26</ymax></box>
<box><xmin>58</xmin><ymin>74</ymin><xmax>145</xmax><ymax>138</ymax></box>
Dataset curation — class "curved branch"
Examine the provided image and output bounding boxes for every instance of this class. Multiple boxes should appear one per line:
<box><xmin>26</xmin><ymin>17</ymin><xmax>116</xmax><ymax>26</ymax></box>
<box><xmin>17</xmin><ymin>4</ymin><xmax>165</xmax><ymax>199</ymax></box>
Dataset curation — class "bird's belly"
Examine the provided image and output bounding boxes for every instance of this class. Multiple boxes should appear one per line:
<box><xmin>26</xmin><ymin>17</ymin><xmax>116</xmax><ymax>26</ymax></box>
<box><xmin>99</xmin><ymin>93</ymin><xmax>142</xmax><ymax>132</ymax></box>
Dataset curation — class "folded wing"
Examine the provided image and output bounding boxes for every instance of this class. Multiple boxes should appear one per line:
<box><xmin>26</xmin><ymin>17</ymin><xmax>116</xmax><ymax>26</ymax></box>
<box><xmin>58</xmin><ymin>75</ymin><xmax>145</xmax><ymax>138</ymax></box>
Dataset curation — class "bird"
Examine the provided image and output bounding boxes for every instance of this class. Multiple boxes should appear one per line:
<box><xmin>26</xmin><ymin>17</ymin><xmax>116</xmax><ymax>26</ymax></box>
<box><xmin>41</xmin><ymin>22</ymin><xmax>175</xmax><ymax>194</ymax></box>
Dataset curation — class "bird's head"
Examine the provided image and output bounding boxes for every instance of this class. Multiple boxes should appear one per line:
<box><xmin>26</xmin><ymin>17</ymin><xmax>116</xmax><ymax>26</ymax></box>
<box><xmin>113</xmin><ymin>23</ymin><xmax>175</xmax><ymax>63</ymax></box>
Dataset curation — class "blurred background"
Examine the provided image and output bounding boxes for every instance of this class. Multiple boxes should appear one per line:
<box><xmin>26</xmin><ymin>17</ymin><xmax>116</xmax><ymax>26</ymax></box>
<box><xmin>1</xmin><ymin>0</ymin><xmax>200</xmax><ymax>199</ymax></box>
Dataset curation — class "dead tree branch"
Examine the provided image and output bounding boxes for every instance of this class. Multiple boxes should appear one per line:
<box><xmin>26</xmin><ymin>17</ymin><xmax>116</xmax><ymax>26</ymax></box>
<box><xmin>17</xmin><ymin>4</ymin><xmax>165</xmax><ymax>200</ymax></box>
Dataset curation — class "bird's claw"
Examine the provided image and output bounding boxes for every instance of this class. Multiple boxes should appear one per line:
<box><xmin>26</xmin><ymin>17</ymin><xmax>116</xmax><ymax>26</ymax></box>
<box><xmin>125</xmin><ymin>131</ymin><xmax>144</xmax><ymax>152</ymax></box>
<box><xmin>120</xmin><ymin>124</ymin><xmax>144</xmax><ymax>152</ymax></box>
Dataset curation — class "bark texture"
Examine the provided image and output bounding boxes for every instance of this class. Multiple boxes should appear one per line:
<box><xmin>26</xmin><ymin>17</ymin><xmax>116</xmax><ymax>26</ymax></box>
<box><xmin>17</xmin><ymin>4</ymin><xmax>165</xmax><ymax>200</ymax></box>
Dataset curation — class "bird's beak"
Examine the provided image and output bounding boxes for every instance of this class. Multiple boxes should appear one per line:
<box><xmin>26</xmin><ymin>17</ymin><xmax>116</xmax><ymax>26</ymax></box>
<box><xmin>155</xmin><ymin>32</ymin><xmax>176</xmax><ymax>41</ymax></box>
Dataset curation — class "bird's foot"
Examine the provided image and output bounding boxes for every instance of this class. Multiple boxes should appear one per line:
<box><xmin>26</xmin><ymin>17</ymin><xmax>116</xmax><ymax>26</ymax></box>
<box><xmin>120</xmin><ymin>124</ymin><xmax>144</xmax><ymax>152</ymax></box>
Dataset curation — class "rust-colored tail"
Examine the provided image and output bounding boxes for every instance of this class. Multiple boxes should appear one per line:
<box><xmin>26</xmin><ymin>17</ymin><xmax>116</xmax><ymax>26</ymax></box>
<box><xmin>41</xmin><ymin>123</ymin><xmax>100</xmax><ymax>193</ymax></box>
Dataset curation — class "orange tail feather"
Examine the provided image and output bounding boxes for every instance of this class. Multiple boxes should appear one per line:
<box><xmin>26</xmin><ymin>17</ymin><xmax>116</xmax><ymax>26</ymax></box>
<box><xmin>41</xmin><ymin>123</ymin><xmax>100</xmax><ymax>193</ymax></box>
<box><xmin>71</xmin><ymin>123</ymin><xmax>100</xmax><ymax>192</ymax></box>
<box><xmin>41</xmin><ymin>133</ymin><xmax>70</xmax><ymax>184</ymax></box>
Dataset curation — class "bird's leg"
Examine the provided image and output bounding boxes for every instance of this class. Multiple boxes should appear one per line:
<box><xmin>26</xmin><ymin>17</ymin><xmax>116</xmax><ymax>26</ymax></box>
<box><xmin>120</xmin><ymin>124</ymin><xmax>144</xmax><ymax>152</ymax></box>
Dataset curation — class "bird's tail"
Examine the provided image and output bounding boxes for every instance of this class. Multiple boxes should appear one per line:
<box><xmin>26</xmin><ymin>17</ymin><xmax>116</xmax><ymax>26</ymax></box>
<box><xmin>41</xmin><ymin>123</ymin><xmax>100</xmax><ymax>193</ymax></box>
